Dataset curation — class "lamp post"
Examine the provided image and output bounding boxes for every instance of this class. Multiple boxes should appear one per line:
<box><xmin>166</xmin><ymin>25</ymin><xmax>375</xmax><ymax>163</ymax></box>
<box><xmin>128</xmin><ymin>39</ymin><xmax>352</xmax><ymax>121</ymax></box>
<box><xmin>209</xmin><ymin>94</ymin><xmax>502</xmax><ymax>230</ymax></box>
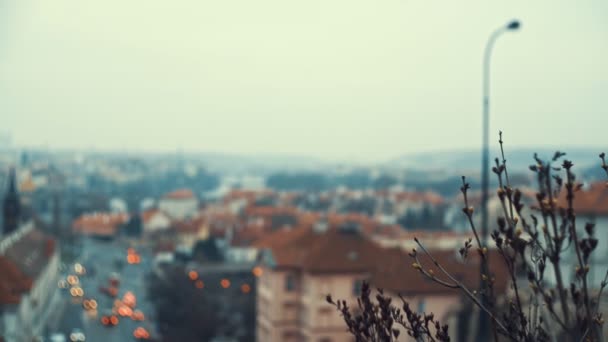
<box><xmin>479</xmin><ymin>19</ymin><xmax>520</xmax><ymax>341</ymax></box>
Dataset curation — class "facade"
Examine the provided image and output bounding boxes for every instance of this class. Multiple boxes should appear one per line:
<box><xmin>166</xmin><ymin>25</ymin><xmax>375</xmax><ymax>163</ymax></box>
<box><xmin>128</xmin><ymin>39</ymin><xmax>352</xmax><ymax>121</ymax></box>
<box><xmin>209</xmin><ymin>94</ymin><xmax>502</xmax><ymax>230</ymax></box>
<box><xmin>172</xmin><ymin>216</ymin><xmax>208</xmax><ymax>249</ymax></box>
<box><xmin>255</xmin><ymin>223</ymin><xmax>508</xmax><ymax>342</ymax></box>
<box><xmin>72</xmin><ymin>212</ymin><xmax>129</xmax><ymax>237</ymax></box>
<box><xmin>555</xmin><ymin>182</ymin><xmax>608</xmax><ymax>286</ymax></box>
<box><xmin>0</xmin><ymin>222</ymin><xmax>61</xmax><ymax>342</ymax></box>
<box><xmin>158</xmin><ymin>189</ymin><xmax>199</xmax><ymax>220</ymax></box>
<box><xmin>141</xmin><ymin>209</ymin><xmax>171</xmax><ymax>234</ymax></box>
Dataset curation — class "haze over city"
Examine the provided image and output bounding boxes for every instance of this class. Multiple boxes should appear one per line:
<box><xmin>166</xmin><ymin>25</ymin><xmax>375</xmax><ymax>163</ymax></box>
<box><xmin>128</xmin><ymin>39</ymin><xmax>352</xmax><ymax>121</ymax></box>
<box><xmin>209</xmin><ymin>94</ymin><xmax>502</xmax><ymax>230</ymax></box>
<box><xmin>1</xmin><ymin>0</ymin><xmax>606</xmax><ymax>162</ymax></box>
<box><xmin>1</xmin><ymin>2</ymin><xmax>608</xmax><ymax>342</ymax></box>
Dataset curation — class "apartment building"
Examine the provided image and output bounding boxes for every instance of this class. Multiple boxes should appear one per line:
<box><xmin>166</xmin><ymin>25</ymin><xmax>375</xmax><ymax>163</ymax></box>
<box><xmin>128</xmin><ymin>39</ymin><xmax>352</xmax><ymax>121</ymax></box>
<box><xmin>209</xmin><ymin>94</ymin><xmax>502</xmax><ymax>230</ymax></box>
<box><xmin>255</xmin><ymin>221</ymin><xmax>507</xmax><ymax>342</ymax></box>
<box><xmin>0</xmin><ymin>222</ymin><xmax>61</xmax><ymax>342</ymax></box>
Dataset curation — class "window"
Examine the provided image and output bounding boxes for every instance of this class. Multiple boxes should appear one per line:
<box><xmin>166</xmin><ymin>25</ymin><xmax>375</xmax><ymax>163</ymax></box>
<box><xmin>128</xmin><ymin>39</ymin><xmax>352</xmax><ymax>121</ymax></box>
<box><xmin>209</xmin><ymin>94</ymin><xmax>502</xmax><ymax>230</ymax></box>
<box><xmin>286</xmin><ymin>274</ymin><xmax>296</xmax><ymax>291</ymax></box>
<box><xmin>417</xmin><ymin>298</ymin><xmax>426</xmax><ymax>313</ymax></box>
<box><xmin>283</xmin><ymin>302</ymin><xmax>298</xmax><ymax>321</ymax></box>
<box><xmin>319</xmin><ymin>307</ymin><xmax>332</xmax><ymax>327</ymax></box>
<box><xmin>282</xmin><ymin>331</ymin><xmax>298</xmax><ymax>342</ymax></box>
<box><xmin>353</xmin><ymin>279</ymin><xmax>363</xmax><ymax>296</ymax></box>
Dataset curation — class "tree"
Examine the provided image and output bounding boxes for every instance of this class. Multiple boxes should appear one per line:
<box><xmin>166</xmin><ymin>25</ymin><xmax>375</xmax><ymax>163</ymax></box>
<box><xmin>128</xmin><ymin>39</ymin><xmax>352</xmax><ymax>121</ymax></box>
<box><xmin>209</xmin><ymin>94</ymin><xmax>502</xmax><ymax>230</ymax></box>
<box><xmin>192</xmin><ymin>238</ymin><xmax>224</xmax><ymax>263</ymax></box>
<box><xmin>373</xmin><ymin>174</ymin><xmax>398</xmax><ymax>190</ymax></box>
<box><xmin>147</xmin><ymin>265</ymin><xmax>256</xmax><ymax>341</ymax></box>
<box><xmin>123</xmin><ymin>214</ymin><xmax>142</xmax><ymax>237</ymax></box>
<box><xmin>330</xmin><ymin>140</ymin><xmax>608</xmax><ymax>342</ymax></box>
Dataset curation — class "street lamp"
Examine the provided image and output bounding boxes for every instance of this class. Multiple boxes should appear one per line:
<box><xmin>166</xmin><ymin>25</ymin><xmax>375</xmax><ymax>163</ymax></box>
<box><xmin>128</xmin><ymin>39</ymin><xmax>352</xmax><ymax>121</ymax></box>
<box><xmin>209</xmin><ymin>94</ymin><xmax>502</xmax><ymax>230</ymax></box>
<box><xmin>479</xmin><ymin>19</ymin><xmax>520</xmax><ymax>341</ymax></box>
<box><xmin>481</xmin><ymin>19</ymin><xmax>520</xmax><ymax>247</ymax></box>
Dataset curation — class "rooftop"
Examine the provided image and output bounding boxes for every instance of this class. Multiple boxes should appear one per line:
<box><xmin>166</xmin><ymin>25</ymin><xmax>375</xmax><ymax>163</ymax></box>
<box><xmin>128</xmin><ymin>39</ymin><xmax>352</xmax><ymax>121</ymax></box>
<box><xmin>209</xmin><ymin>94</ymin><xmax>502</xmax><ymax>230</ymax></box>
<box><xmin>258</xmin><ymin>224</ymin><xmax>508</xmax><ymax>295</ymax></box>
<box><xmin>163</xmin><ymin>189</ymin><xmax>196</xmax><ymax>200</ymax></box>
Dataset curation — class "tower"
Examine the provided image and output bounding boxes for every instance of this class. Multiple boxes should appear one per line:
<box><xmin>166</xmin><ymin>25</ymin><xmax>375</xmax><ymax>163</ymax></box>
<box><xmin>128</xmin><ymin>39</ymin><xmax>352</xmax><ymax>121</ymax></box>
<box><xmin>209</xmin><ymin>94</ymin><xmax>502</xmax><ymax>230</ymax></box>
<box><xmin>3</xmin><ymin>167</ymin><xmax>21</xmax><ymax>235</ymax></box>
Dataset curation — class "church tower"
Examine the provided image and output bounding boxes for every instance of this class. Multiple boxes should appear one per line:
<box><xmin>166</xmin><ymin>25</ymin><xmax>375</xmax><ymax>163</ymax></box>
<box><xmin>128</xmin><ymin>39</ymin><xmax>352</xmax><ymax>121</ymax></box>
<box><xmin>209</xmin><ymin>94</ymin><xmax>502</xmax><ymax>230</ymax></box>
<box><xmin>3</xmin><ymin>167</ymin><xmax>21</xmax><ymax>235</ymax></box>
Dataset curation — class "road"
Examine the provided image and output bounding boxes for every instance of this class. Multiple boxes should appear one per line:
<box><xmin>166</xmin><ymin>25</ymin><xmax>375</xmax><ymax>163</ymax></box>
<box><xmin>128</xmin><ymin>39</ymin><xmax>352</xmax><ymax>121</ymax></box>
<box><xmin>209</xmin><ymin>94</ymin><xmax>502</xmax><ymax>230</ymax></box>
<box><xmin>53</xmin><ymin>237</ymin><xmax>157</xmax><ymax>342</ymax></box>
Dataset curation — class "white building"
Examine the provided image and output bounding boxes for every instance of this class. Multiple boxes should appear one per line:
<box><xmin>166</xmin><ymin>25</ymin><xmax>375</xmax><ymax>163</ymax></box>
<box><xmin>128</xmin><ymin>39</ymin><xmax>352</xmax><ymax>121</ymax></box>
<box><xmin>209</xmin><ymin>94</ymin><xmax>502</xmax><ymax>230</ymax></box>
<box><xmin>158</xmin><ymin>189</ymin><xmax>199</xmax><ymax>220</ymax></box>
<box><xmin>141</xmin><ymin>209</ymin><xmax>171</xmax><ymax>234</ymax></box>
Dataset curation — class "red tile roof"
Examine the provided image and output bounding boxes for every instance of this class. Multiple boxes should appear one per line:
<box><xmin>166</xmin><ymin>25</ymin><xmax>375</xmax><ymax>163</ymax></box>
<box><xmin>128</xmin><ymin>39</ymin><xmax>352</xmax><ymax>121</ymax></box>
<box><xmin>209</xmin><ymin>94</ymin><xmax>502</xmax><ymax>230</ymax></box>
<box><xmin>245</xmin><ymin>206</ymin><xmax>297</xmax><ymax>217</ymax></box>
<box><xmin>371</xmin><ymin>247</ymin><xmax>508</xmax><ymax>295</ymax></box>
<box><xmin>259</xmin><ymin>225</ymin><xmax>508</xmax><ymax>295</ymax></box>
<box><xmin>72</xmin><ymin>213</ymin><xmax>129</xmax><ymax>236</ymax></box>
<box><xmin>0</xmin><ymin>256</ymin><xmax>31</xmax><ymax>304</ymax></box>
<box><xmin>141</xmin><ymin>209</ymin><xmax>163</xmax><ymax>224</ymax></box>
<box><xmin>163</xmin><ymin>189</ymin><xmax>195</xmax><ymax>200</ymax></box>
<box><xmin>0</xmin><ymin>228</ymin><xmax>56</xmax><ymax>305</ymax></box>
<box><xmin>230</xmin><ymin>226</ymin><xmax>267</xmax><ymax>247</ymax></box>
<box><xmin>222</xmin><ymin>190</ymin><xmax>273</xmax><ymax>204</ymax></box>
<box><xmin>557</xmin><ymin>182</ymin><xmax>608</xmax><ymax>216</ymax></box>
<box><xmin>172</xmin><ymin>217</ymin><xmax>205</xmax><ymax>234</ymax></box>
<box><xmin>4</xmin><ymin>229</ymin><xmax>57</xmax><ymax>280</ymax></box>
<box><xmin>393</xmin><ymin>191</ymin><xmax>445</xmax><ymax>205</ymax></box>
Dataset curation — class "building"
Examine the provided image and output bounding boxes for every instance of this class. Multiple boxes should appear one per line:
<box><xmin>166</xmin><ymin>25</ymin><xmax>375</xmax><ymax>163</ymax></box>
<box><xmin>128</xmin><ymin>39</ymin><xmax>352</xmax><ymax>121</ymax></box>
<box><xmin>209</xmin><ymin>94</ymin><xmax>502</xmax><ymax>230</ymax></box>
<box><xmin>141</xmin><ymin>209</ymin><xmax>171</xmax><ymax>235</ymax></box>
<box><xmin>0</xmin><ymin>225</ymin><xmax>60</xmax><ymax>341</ymax></box>
<box><xmin>72</xmin><ymin>212</ymin><xmax>129</xmax><ymax>238</ymax></box>
<box><xmin>556</xmin><ymin>182</ymin><xmax>608</xmax><ymax>286</ymax></box>
<box><xmin>172</xmin><ymin>216</ymin><xmax>208</xmax><ymax>250</ymax></box>
<box><xmin>158</xmin><ymin>189</ymin><xmax>199</xmax><ymax>220</ymax></box>
<box><xmin>254</xmin><ymin>222</ymin><xmax>508</xmax><ymax>342</ymax></box>
<box><xmin>0</xmin><ymin>168</ymin><xmax>61</xmax><ymax>342</ymax></box>
<box><xmin>2</xmin><ymin>168</ymin><xmax>20</xmax><ymax>236</ymax></box>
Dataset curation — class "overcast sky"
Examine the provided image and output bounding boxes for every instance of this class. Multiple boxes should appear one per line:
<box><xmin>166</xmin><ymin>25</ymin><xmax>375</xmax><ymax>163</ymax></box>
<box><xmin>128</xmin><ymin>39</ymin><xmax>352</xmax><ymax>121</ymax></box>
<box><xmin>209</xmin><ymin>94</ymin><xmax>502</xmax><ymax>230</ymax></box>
<box><xmin>0</xmin><ymin>0</ymin><xmax>606</xmax><ymax>163</ymax></box>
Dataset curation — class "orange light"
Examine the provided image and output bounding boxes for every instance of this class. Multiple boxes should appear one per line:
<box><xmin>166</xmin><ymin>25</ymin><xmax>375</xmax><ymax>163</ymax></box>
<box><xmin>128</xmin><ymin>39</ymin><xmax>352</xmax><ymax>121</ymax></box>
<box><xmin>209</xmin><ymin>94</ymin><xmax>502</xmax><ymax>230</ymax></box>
<box><xmin>110</xmin><ymin>316</ymin><xmax>119</xmax><ymax>325</ymax></box>
<box><xmin>101</xmin><ymin>316</ymin><xmax>110</xmax><ymax>325</ymax></box>
<box><xmin>252</xmin><ymin>266</ymin><xmax>263</xmax><ymax>277</ymax></box>
<box><xmin>188</xmin><ymin>270</ymin><xmax>198</xmax><ymax>280</ymax></box>
<box><xmin>67</xmin><ymin>275</ymin><xmax>79</xmax><ymax>285</ymax></box>
<box><xmin>118</xmin><ymin>305</ymin><xmax>133</xmax><ymax>317</ymax></box>
<box><xmin>220</xmin><ymin>279</ymin><xmax>231</xmax><ymax>289</ymax></box>
<box><xmin>134</xmin><ymin>327</ymin><xmax>150</xmax><ymax>339</ymax></box>
<box><xmin>123</xmin><ymin>291</ymin><xmax>136</xmax><ymax>307</ymax></box>
<box><xmin>118</xmin><ymin>306</ymin><xmax>127</xmax><ymax>316</ymax></box>
<box><xmin>127</xmin><ymin>254</ymin><xmax>136</xmax><ymax>264</ymax></box>
<box><xmin>240</xmin><ymin>284</ymin><xmax>251</xmax><ymax>294</ymax></box>
<box><xmin>195</xmin><ymin>280</ymin><xmax>204</xmax><ymax>289</ymax></box>
<box><xmin>132</xmin><ymin>310</ymin><xmax>145</xmax><ymax>321</ymax></box>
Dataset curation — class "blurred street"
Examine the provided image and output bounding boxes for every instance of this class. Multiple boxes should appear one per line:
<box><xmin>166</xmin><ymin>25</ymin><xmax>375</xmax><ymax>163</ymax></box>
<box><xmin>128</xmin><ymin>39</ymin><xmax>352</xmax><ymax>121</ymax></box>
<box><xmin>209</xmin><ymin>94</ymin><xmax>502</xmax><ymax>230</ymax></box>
<box><xmin>53</xmin><ymin>237</ymin><xmax>156</xmax><ymax>342</ymax></box>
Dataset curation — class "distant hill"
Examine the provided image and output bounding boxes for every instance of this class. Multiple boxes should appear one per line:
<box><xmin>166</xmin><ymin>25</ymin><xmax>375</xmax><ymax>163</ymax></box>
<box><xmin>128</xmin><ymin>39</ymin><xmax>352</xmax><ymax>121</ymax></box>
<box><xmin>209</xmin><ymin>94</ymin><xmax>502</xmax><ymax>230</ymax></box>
<box><xmin>389</xmin><ymin>147</ymin><xmax>606</xmax><ymax>174</ymax></box>
<box><xmin>187</xmin><ymin>153</ymin><xmax>333</xmax><ymax>175</ymax></box>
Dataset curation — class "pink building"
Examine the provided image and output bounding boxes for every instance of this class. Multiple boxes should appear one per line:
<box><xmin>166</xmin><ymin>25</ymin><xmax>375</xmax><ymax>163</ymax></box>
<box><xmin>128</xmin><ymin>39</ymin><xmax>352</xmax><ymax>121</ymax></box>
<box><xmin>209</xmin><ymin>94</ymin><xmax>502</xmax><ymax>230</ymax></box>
<box><xmin>255</xmin><ymin>223</ymin><xmax>508</xmax><ymax>342</ymax></box>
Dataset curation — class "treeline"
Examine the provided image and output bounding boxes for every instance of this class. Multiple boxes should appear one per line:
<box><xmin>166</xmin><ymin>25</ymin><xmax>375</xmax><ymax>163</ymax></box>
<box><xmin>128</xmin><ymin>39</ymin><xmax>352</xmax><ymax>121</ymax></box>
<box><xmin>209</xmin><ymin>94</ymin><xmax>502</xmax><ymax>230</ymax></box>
<box><xmin>265</xmin><ymin>171</ymin><xmax>398</xmax><ymax>192</ymax></box>
<box><xmin>265</xmin><ymin>170</ymin><xmax>519</xmax><ymax>196</ymax></box>
<box><xmin>86</xmin><ymin>167</ymin><xmax>220</xmax><ymax>211</ymax></box>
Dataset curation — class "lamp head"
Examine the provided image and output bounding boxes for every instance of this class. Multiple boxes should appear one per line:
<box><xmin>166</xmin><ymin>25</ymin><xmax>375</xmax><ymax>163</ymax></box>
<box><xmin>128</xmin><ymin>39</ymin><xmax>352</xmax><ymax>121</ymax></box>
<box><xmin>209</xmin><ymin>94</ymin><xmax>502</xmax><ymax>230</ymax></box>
<box><xmin>506</xmin><ymin>20</ymin><xmax>521</xmax><ymax>30</ymax></box>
